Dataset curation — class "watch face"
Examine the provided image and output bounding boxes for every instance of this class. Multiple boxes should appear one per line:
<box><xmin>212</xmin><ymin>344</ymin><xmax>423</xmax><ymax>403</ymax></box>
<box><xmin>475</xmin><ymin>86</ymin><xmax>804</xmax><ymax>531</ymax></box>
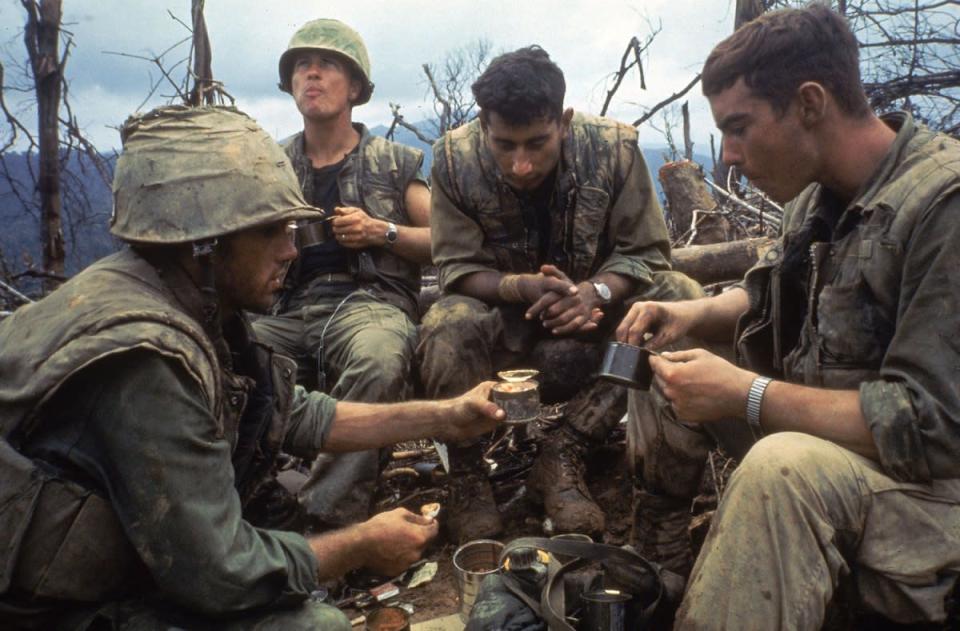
<box><xmin>594</xmin><ymin>282</ymin><xmax>611</xmax><ymax>302</ymax></box>
<box><xmin>386</xmin><ymin>222</ymin><xmax>399</xmax><ymax>243</ymax></box>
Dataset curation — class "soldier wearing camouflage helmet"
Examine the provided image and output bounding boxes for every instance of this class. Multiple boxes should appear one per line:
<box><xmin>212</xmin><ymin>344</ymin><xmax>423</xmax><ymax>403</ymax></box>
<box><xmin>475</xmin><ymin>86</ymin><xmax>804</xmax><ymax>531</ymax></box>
<box><xmin>254</xmin><ymin>18</ymin><xmax>433</xmax><ymax>529</ymax></box>
<box><xmin>0</xmin><ymin>106</ymin><xmax>502</xmax><ymax>629</ymax></box>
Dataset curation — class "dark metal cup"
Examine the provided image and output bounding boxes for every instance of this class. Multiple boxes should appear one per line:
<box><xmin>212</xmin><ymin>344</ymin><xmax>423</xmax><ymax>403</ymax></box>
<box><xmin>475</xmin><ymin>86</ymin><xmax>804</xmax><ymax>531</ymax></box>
<box><xmin>581</xmin><ymin>589</ymin><xmax>633</xmax><ymax>631</ymax></box>
<box><xmin>297</xmin><ymin>217</ymin><xmax>329</xmax><ymax>247</ymax></box>
<box><xmin>598</xmin><ymin>342</ymin><xmax>654</xmax><ymax>389</ymax></box>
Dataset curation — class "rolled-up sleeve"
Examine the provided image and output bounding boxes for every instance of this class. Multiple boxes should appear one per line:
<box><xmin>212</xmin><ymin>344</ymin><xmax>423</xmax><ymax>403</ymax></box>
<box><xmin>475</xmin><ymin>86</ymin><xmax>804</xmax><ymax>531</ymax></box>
<box><xmin>282</xmin><ymin>385</ymin><xmax>338</xmax><ymax>458</ymax></box>
<box><xmin>595</xmin><ymin>141</ymin><xmax>671</xmax><ymax>284</ymax></box>
<box><xmin>860</xmin><ymin>191</ymin><xmax>960</xmax><ymax>481</ymax></box>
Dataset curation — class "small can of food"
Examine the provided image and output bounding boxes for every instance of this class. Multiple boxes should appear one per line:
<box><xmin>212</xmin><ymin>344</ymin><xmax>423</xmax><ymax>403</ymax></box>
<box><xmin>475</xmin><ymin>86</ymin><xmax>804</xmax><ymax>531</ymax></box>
<box><xmin>491</xmin><ymin>380</ymin><xmax>540</xmax><ymax>424</ymax></box>
<box><xmin>364</xmin><ymin>606</ymin><xmax>411</xmax><ymax>631</ymax></box>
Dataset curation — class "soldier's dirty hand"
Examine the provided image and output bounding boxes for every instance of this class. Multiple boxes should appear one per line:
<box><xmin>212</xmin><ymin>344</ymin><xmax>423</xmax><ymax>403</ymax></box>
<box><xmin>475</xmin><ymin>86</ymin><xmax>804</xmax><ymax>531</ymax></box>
<box><xmin>331</xmin><ymin>205</ymin><xmax>389</xmax><ymax>249</ymax></box>
<box><xmin>616</xmin><ymin>300</ymin><xmax>697</xmax><ymax>349</ymax></box>
<box><xmin>650</xmin><ymin>349</ymin><xmax>755</xmax><ymax>423</ymax></box>
<box><xmin>523</xmin><ymin>264</ymin><xmax>578</xmax><ymax>316</ymax></box>
<box><xmin>536</xmin><ymin>280</ymin><xmax>605</xmax><ymax>335</ymax></box>
<box><xmin>440</xmin><ymin>381</ymin><xmax>505</xmax><ymax>441</ymax></box>
<box><xmin>360</xmin><ymin>508</ymin><xmax>439</xmax><ymax>576</ymax></box>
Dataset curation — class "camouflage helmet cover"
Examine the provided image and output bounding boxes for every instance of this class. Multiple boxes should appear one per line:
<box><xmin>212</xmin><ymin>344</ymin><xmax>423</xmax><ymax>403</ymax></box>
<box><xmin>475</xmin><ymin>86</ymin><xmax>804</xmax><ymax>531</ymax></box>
<box><xmin>278</xmin><ymin>18</ymin><xmax>374</xmax><ymax>104</ymax></box>
<box><xmin>110</xmin><ymin>105</ymin><xmax>321</xmax><ymax>244</ymax></box>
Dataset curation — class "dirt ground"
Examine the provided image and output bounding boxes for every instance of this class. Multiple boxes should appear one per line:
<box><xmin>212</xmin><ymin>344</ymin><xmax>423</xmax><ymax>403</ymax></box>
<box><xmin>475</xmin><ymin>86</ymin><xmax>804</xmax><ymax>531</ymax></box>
<box><xmin>333</xmin><ymin>419</ymin><xmax>657</xmax><ymax>625</ymax></box>
<box><xmin>331</xmin><ymin>417</ymin><xmax>959</xmax><ymax>630</ymax></box>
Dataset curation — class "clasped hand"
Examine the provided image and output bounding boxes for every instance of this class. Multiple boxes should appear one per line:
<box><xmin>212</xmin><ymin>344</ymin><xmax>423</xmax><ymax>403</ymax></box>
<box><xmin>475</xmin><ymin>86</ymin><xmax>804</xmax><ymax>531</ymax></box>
<box><xmin>521</xmin><ymin>265</ymin><xmax>603</xmax><ymax>335</ymax></box>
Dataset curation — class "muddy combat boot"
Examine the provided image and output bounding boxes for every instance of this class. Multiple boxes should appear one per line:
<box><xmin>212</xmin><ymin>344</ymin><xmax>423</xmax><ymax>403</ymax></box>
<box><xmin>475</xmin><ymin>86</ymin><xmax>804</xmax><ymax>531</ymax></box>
<box><xmin>630</xmin><ymin>488</ymin><xmax>694</xmax><ymax>577</ymax></box>
<box><xmin>445</xmin><ymin>445</ymin><xmax>503</xmax><ymax>543</ymax></box>
<box><xmin>526</xmin><ymin>428</ymin><xmax>605</xmax><ymax>536</ymax></box>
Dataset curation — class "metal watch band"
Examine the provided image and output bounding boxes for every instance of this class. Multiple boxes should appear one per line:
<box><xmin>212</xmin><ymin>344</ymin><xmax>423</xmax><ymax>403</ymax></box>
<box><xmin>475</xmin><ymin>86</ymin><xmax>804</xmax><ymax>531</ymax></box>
<box><xmin>746</xmin><ymin>376</ymin><xmax>773</xmax><ymax>439</ymax></box>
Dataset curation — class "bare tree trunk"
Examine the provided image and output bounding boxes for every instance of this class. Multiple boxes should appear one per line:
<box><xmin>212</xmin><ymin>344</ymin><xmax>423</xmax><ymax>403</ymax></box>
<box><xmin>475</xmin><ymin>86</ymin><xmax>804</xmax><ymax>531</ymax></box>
<box><xmin>681</xmin><ymin>101</ymin><xmax>693</xmax><ymax>161</ymax></box>
<box><xmin>23</xmin><ymin>0</ymin><xmax>64</xmax><ymax>289</ymax></box>
<box><xmin>660</xmin><ymin>160</ymin><xmax>736</xmax><ymax>245</ymax></box>
<box><xmin>188</xmin><ymin>0</ymin><xmax>213</xmax><ymax>106</ymax></box>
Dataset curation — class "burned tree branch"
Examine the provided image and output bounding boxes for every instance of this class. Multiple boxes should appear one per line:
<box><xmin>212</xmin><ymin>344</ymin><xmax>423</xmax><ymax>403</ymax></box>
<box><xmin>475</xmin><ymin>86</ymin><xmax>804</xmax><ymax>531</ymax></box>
<box><xmin>103</xmin><ymin>47</ymin><xmax>191</xmax><ymax>109</ymax></box>
<box><xmin>632</xmin><ymin>73</ymin><xmax>702</xmax><ymax>128</ymax></box>
<box><xmin>387</xmin><ymin>102</ymin><xmax>436</xmax><ymax>145</ymax></box>
<box><xmin>422</xmin><ymin>63</ymin><xmax>452</xmax><ymax>136</ymax></box>
<box><xmin>0</xmin><ymin>60</ymin><xmax>36</xmax><ymax>154</ymax></box>
<box><xmin>599</xmin><ymin>28</ymin><xmax>659</xmax><ymax>116</ymax></box>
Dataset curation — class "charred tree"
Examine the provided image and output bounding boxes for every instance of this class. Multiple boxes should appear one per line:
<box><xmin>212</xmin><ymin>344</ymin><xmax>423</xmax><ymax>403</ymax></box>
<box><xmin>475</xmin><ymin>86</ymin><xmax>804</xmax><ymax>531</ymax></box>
<box><xmin>22</xmin><ymin>0</ymin><xmax>64</xmax><ymax>289</ymax></box>
<box><xmin>660</xmin><ymin>160</ymin><xmax>735</xmax><ymax>245</ymax></box>
<box><xmin>757</xmin><ymin>0</ymin><xmax>960</xmax><ymax>134</ymax></box>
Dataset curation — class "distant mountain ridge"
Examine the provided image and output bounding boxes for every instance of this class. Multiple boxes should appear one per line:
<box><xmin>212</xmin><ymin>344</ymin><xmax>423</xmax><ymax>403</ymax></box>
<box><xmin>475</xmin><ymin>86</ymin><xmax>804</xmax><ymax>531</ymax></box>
<box><xmin>369</xmin><ymin>122</ymin><xmax>713</xmax><ymax>196</ymax></box>
<box><xmin>0</xmin><ymin>121</ymin><xmax>712</xmax><ymax>286</ymax></box>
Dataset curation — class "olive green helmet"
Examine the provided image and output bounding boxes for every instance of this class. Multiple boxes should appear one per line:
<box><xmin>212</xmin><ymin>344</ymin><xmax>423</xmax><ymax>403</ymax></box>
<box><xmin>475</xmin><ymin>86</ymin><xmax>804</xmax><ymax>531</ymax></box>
<box><xmin>278</xmin><ymin>18</ymin><xmax>374</xmax><ymax>104</ymax></box>
<box><xmin>110</xmin><ymin>105</ymin><xmax>321</xmax><ymax>245</ymax></box>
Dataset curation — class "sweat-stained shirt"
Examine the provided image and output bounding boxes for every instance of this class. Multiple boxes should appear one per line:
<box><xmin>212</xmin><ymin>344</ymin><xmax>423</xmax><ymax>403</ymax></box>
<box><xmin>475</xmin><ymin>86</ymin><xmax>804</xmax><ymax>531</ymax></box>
<box><xmin>736</xmin><ymin>112</ymin><xmax>960</xmax><ymax>482</ymax></box>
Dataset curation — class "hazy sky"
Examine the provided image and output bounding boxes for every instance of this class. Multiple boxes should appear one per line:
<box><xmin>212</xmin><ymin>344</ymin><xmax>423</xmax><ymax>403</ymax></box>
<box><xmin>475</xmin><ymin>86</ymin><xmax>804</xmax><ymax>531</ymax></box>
<box><xmin>0</xmin><ymin>1</ymin><xmax>736</xmax><ymax>152</ymax></box>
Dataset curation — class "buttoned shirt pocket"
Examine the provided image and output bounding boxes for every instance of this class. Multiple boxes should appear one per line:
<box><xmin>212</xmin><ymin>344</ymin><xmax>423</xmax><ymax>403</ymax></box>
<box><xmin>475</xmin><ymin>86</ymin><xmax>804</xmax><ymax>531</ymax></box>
<box><xmin>474</xmin><ymin>207</ymin><xmax>531</xmax><ymax>272</ymax></box>
<box><xmin>816</xmin><ymin>278</ymin><xmax>894</xmax><ymax>371</ymax></box>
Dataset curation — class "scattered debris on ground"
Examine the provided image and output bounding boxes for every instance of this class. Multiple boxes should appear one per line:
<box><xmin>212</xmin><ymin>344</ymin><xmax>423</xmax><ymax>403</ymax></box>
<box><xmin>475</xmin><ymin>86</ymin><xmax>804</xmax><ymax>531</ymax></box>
<box><xmin>337</xmin><ymin>406</ymin><xmax>736</xmax><ymax>625</ymax></box>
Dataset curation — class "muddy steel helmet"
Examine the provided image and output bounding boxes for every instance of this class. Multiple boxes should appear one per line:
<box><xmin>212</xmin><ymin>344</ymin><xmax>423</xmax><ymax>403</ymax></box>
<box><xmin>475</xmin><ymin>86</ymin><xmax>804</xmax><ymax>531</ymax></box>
<box><xmin>278</xmin><ymin>18</ymin><xmax>374</xmax><ymax>104</ymax></box>
<box><xmin>110</xmin><ymin>105</ymin><xmax>321</xmax><ymax>245</ymax></box>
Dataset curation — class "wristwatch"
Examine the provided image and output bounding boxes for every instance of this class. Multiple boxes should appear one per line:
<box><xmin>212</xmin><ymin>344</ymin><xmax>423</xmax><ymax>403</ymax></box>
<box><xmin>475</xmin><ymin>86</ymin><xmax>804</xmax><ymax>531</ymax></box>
<box><xmin>746</xmin><ymin>376</ymin><xmax>773</xmax><ymax>440</ymax></box>
<box><xmin>592</xmin><ymin>281</ymin><xmax>612</xmax><ymax>305</ymax></box>
<box><xmin>385</xmin><ymin>222</ymin><xmax>399</xmax><ymax>246</ymax></box>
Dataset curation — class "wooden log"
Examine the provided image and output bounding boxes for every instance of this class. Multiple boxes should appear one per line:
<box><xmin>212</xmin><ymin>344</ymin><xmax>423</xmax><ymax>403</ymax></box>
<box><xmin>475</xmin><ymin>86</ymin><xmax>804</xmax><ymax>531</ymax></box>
<box><xmin>672</xmin><ymin>237</ymin><xmax>776</xmax><ymax>285</ymax></box>
<box><xmin>659</xmin><ymin>160</ymin><xmax>734</xmax><ymax>244</ymax></box>
<box><xmin>659</xmin><ymin>160</ymin><xmax>716</xmax><ymax>226</ymax></box>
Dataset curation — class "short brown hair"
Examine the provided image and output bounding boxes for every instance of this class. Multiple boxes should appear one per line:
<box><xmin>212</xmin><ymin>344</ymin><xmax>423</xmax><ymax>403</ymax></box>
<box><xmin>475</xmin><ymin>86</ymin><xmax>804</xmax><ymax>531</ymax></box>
<box><xmin>702</xmin><ymin>3</ymin><xmax>870</xmax><ymax>118</ymax></box>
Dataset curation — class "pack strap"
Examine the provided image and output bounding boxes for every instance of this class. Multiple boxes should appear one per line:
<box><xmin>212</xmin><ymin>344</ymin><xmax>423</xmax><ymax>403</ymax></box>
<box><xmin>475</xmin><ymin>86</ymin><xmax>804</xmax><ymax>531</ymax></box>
<box><xmin>498</xmin><ymin>536</ymin><xmax>664</xmax><ymax>631</ymax></box>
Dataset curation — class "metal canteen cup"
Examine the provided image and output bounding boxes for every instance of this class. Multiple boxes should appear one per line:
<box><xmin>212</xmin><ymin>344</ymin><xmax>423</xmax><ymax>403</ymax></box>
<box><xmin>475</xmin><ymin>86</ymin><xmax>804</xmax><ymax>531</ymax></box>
<box><xmin>598</xmin><ymin>342</ymin><xmax>655</xmax><ymax>389</ymax></box>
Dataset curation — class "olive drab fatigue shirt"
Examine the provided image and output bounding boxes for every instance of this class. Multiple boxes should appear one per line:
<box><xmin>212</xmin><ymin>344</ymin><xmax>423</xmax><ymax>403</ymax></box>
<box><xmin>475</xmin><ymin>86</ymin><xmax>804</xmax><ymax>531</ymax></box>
<box><xmin>736</xmin><ymin>112</ymin><xmax>960</xmax><ymax>483</ymax></box>
<box><xmin>430</xmin><ymin>112</ymin><xmax>672</xmax><ymax>292</ymax></box>
<box><xmin>0</xmin><ymin>248</ymin><xmax>338</xmax><ymax>619</ymax></box>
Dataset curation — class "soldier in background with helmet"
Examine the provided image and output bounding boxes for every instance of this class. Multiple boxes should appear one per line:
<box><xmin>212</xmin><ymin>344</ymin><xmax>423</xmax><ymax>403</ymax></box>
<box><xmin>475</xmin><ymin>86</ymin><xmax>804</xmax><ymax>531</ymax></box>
<box><xmin>0</xmin><ymin>106</ymin><xmax>502</xmax><ymax>630</ymax></box>
<box><xmin>252</xmin><ymin>18</ymin><xmax>433</xmax><ymax>530</ymax></box>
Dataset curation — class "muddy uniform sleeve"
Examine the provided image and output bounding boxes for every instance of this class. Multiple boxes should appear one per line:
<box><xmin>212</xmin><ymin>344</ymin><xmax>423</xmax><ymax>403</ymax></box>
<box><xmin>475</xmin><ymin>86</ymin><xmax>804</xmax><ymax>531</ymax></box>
<box><xmin>860</xmin><ymin>191</ymin><xmax>960</xmax><ymax>481</ymax></box>
<box><xmin>430</xmin><ymin>154</ymin><xmax>499</xmax><ymax>290</ymax></box>
<box><xmin>596</xmin><ymin>141</ymin><xmax>672</xmax><ymax>285</ymax></box>
<box><xmin>47</xmin><ymin>351</ymin><xmax>320</xmax><ymax>614</ymax></box>
<box><xmin>281</xmin><ymin>385</ymin><xmax>339</xmax><ymax>458</ymax></box>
